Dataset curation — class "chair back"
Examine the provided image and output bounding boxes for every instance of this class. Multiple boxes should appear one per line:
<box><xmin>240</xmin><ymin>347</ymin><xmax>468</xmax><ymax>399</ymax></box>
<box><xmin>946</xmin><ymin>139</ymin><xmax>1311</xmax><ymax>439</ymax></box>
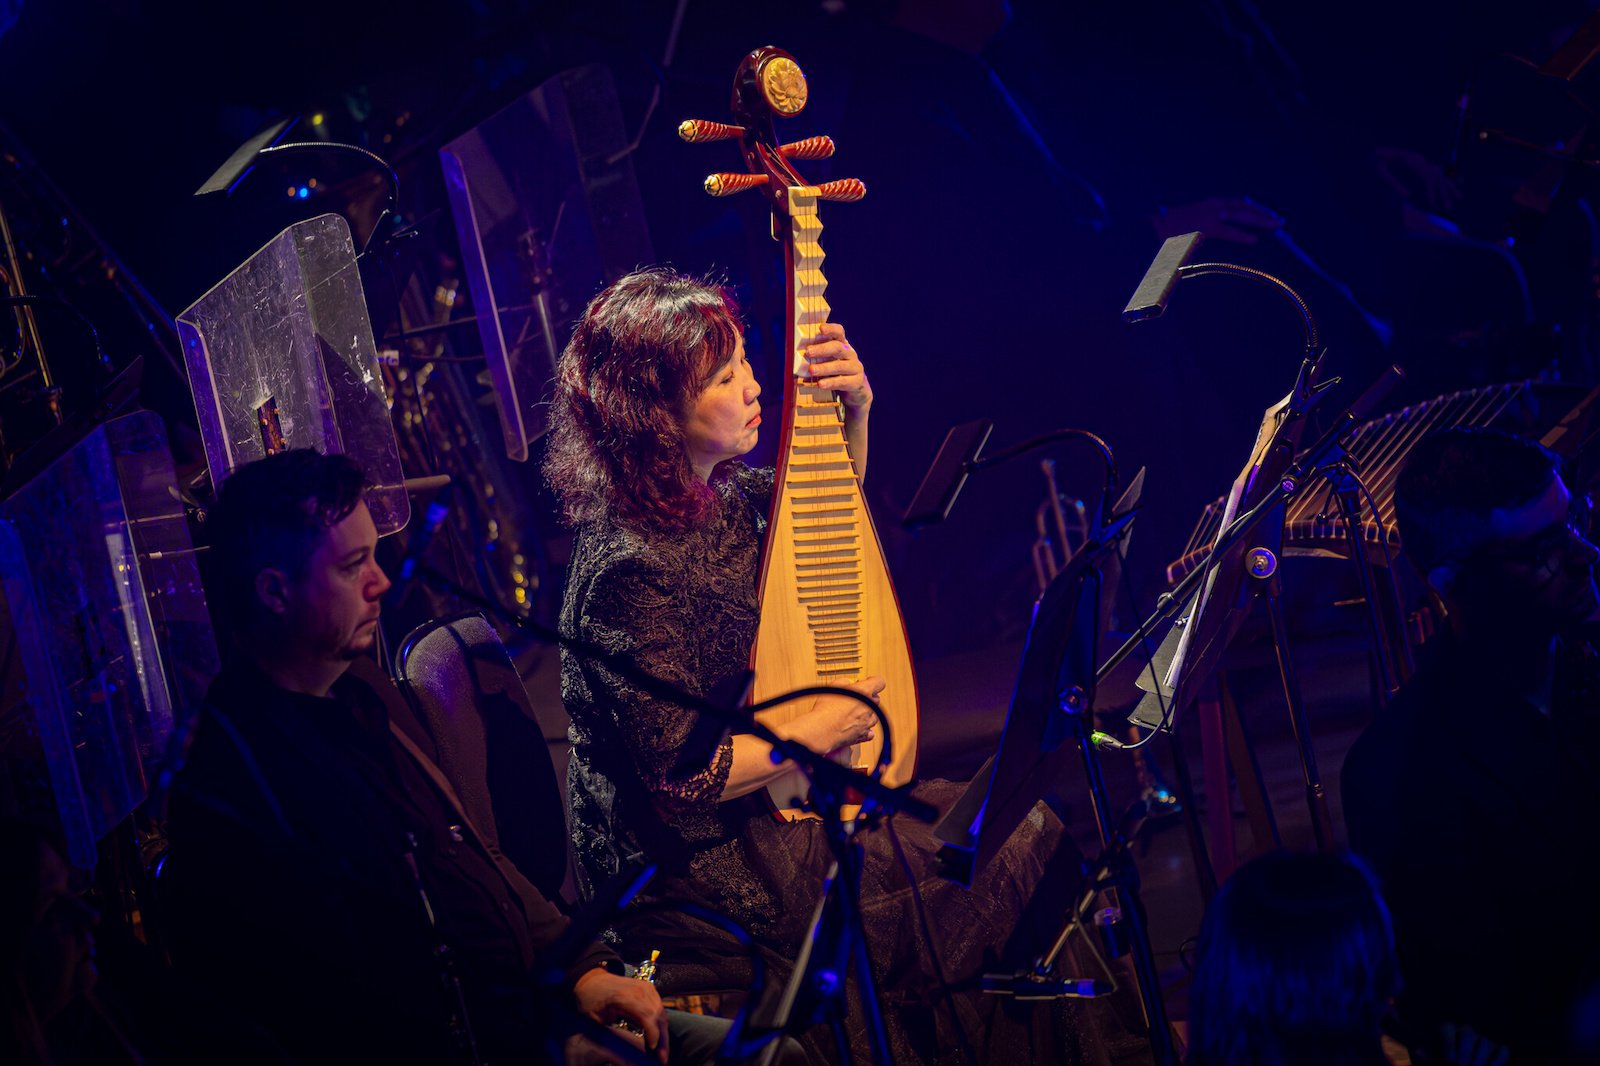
<box><xmin>393</xmin><ymin>612</ymin><xmax>568</xmax><ymax>902</ymax></box>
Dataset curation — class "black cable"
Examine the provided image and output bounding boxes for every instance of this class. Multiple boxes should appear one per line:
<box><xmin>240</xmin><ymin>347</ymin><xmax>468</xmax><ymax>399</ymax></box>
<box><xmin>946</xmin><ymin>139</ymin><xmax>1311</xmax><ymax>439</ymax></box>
<box><xmin>884</xmin><ymin>817</ymin><xmax>977</xmax><ymax>1065</ymax></box>
<box><xmin>747</xmin><ymin>685</ymin><xmax>893</xmax><ymax>778</ymax></box>
<box><xmin>1352</xmin><ymin>468</ymin><xmax>1414</xmax><ymax>679</ymax></box>
<box><xmin>971</xmin><ymin>427</ymin><xmax>1118</xmax><ymax>526</ymax></box>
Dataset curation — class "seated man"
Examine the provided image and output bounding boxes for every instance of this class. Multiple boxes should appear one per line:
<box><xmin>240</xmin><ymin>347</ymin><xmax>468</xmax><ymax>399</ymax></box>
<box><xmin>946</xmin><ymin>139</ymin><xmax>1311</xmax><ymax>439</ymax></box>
<box><xmin>165</xmin><ymin>449</ymin><xmax>741</xmax><ymax>1064</ymax></box>
<box><xmin>1341</xmin><ymin>427</ymin><xmax>1600</xmax><ymax>1061</ymax></box>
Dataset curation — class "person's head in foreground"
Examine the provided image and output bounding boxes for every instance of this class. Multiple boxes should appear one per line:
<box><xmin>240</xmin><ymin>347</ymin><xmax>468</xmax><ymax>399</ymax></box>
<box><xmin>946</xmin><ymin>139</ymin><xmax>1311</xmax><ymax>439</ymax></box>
<box><xmin>1186</xmin><ymin>850</ymin><xmax>1398</xmax><ymax>1066</ymax></box>
<box><xmin>1396</xmin><ymin>427</ymin><xmax>1599</xmax><ymax>640</ymax></box>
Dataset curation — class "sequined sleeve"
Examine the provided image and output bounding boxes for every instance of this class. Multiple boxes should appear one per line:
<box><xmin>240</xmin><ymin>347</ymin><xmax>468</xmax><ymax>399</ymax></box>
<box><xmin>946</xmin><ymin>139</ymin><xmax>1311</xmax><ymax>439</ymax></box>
<box><xmin>728</xmin><ymin>462</ymin><xmax>775</xmax><ymax>515</ymax></box>
<box><xmin>572</xmin><ymin>549</ymin><xmax>734</xmax><ymax>818</ymax></box>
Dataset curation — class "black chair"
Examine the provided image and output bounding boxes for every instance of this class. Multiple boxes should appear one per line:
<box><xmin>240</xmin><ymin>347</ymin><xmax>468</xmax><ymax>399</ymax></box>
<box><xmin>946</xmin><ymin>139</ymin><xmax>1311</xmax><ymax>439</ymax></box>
<box><xmin>396</xmin><ymin>613</ymin><xmax>767</xmax><ymax>1022</ymax></box>
<box><xmin>392</xmin><ymin>611</ymin><xmax>568</xmax><ymax>903</ymax></box>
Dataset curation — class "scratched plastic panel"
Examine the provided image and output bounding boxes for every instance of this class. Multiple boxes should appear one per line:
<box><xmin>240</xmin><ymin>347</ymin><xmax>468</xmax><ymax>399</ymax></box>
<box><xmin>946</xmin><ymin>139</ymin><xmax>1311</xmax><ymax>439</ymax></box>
<box><xmin>0</xmin><ymin>413</ymin><xmax>216</xmax><ymax>867</ymax></box>
<box><xmin>441</xmin><ymin>63</ymin><xmax>653</xmax><ymax>461</ymax></box>
<box><xmin>176</xmin><ymin>213</ymin><xmax>407</xmax><ymax>533</ymax></box>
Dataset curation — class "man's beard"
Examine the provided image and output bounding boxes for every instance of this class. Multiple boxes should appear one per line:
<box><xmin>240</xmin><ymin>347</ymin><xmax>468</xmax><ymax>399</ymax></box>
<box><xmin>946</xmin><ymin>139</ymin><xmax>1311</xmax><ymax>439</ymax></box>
<box><xmin>337</xmin><ymin>627</ymin><xmax>377</xmax><ymax>661</ymax></box>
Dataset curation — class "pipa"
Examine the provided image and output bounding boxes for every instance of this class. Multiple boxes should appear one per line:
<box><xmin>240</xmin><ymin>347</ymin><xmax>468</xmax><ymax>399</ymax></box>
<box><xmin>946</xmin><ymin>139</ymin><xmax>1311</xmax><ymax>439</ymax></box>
<box><xmin>680</xmin><ymin>47</ymin><xmax>919</xmax><ymax>819</ymax></box>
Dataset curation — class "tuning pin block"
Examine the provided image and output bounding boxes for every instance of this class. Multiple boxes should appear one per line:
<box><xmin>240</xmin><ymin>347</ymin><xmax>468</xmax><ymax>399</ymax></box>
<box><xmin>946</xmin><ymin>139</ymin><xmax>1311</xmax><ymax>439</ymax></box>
<box><xmin>704</xmin><ymin>172</ymin><xmax>770</xmax><ymax>197</ymax></box>
<box><xmin>814</xmin><ymin>178</ymin><xmax>866</xmax><ymax>202</ymax></box>
<box><xmin>679</xmin><ymin>119</ymin><xmax>743</xmax><ymax>143</ymax></box>
<box><xmin>778</xmin><ymin>136</ymin><xmax>835</xmax><ymax>160</ymax></box>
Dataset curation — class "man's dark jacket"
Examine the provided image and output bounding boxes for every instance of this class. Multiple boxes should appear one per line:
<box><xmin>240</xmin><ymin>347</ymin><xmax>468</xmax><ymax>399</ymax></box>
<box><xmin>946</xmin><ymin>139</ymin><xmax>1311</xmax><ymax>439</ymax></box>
<box><xmin>164</xmin><ymin>654</ymin><xmax>618</xmax><ymax>1063</ymax></box>
<box><xmin>1342</xmin><ymin>632</ymin><xmax>1600</xmax><ymax>1061</ymax></box>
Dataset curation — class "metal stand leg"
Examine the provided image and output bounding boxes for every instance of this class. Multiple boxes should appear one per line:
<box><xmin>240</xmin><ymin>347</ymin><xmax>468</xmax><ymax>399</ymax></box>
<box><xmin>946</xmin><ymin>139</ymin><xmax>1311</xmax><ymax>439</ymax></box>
<box><xmin>1330</xmin><ymin>475</ymin><xmax>1400</xmax><ymax>703</ymax></box>
<box><xmin>1260</xmin><ymin>574</ymin><xmax>1336</xmax><ymax>851</ymax></box>
<box><xmin>839</xmin><ymin>857</ymin><xmax>892</xmax><ymax>1064</ymax></box>
<box><xmin>762</xmin><ymin>809</ymin><xmax>893</xmax><ymax>1066</ymax></box>
<box><xmin>1219</xmin><ymin>674</ymin><xmax>1281</xmax><ymax>852</ymax></box>
<box><xmin>1166</xmin><ymin>729</ymin><xmax>1217</xmax><ymax>905</ymax></box>
<box><xmin>1195</xmin><ymin>685</ymin><xmax>1237</xmax><ymax>882</ymax></box>
<box><xmin>1114</xmin><ymin>853</ymin><xmax>1177</xmax><ymax>1066</ymax></box>
<box><xmin>1071</xmin><ymin>708</ymin><xmax>1180</xmax><ymax>1066</ymax></box>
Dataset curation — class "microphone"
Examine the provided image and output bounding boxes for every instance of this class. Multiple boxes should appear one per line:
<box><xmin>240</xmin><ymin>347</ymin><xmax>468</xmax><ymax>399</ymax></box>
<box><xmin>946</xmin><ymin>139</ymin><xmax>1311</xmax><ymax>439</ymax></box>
<box><xmin>1348</xmin><ymin>365</ymin><xmax>1406</xmax><ymax>423</ymax></box>
<box><xmin>1123</xmin><ymin>231</ymin><xmax>1204</xmax><ymax>323</ymax></box>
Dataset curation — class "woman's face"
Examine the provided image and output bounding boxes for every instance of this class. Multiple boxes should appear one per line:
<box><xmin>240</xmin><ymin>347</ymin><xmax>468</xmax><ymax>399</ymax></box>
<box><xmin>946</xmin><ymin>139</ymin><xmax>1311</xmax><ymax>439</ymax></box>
<box><xmin>683</xmin><ymin>333</ymin><xmax>761</xmax><ymax>481</ymax></box>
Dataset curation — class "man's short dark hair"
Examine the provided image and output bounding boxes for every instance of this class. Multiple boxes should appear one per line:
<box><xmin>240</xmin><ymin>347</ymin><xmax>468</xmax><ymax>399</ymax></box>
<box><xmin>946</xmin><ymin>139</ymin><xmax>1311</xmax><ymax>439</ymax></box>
<box><xmin>1396</xmin><ymin>427</ymin><xmax>1561</xmax><ymax>574</ymax></box>
<box><xmin>205</xmin><ymin>449</ymin><xmax>368</xmax><ymax>632</ymax></box>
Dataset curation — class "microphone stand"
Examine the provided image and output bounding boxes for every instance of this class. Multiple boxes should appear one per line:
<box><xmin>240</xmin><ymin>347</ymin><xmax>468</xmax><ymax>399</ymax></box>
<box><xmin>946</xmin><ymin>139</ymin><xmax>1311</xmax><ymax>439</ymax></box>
<box><xmin>1118</xmin><ymin>233</ymin><xmax>1414</xmax><ymax>700</ymax></box>
<box><xmin>973</xmin><ymin>520</ymin><xmax>1181</xmax><ymax>1066</ymax></box>
<box><xmin>754</xmin><ymin>769</ymin><xmax>895</xmax><ymax>1066</ymax></box>
<box><xmin>903</xmin><ymin>426</ymin><xmax>1177</xmax><ymax>1063</ymax></box>
<box><xmin>1092</xmin><ymin>365</ymin><xmax>1407</xmax><ymax>853</ymax></box>
<box><xmin>1096</xmin><ymin>365</ymin><xmax>1404</xmax><ymax>689</ymax></box>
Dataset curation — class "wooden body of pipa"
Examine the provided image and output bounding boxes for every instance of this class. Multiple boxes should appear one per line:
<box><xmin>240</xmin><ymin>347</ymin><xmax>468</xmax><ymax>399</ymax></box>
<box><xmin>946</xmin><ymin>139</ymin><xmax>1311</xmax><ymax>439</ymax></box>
<box><xmin>750</xmin><ymin>187</ymin><xmax>919</xmax><ymax>818</ymax></box>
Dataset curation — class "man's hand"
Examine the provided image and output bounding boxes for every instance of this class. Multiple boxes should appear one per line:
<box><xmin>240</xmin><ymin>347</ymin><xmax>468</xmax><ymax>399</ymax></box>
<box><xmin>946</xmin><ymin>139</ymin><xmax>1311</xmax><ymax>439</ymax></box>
<box><xmin>562</xmin><ymin>1030</ymin><xmax>649</xmax><ymax>1066</ymax></box>
<box><xmin>572</xmin><ymin>967</ymin><xmax>669</xmax><ymax>1064</ymax></box>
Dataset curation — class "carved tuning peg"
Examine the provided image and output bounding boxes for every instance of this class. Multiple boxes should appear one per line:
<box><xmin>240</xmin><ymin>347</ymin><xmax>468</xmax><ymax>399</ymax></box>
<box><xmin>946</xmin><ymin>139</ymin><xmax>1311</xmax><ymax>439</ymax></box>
<box><xmin>778</xmin><ymin>136</ymin><xmax>835</xmax><ymax>160</ymax></box>
<box><xmin>814</xmin><ymin>178</ymin><xmax>866</xmax><ymax>202</ymax></box>
<box><xmin>679</xmin><ymin>119</ymin><xmax>743</xmax><ymax>143</ymax></box>
<box><xmin>704</xmin><ymin>173</ymin><xmax>770</xmax><ymax>197</ymax></box>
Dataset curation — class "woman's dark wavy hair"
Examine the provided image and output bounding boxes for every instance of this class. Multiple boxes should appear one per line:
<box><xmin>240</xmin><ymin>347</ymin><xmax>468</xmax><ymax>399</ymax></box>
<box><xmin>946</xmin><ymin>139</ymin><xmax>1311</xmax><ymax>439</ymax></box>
<box><xmin>1186</xmin><ymin>850</ymin><xmax>1399</xmax><ymax>1066</ymax></box>
<box><xmin>544</xmin><ymin>268</ymin><xmax>743</xmax><ymax>533</ymax></box>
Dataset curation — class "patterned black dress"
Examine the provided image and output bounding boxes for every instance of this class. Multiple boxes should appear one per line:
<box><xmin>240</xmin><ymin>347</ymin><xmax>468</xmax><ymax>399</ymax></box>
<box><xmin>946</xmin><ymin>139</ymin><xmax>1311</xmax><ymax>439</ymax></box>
<box><xmin>561</xmin><ymin>463</ymin><xmax>1113</xmax><ymax>1065</ymax></box>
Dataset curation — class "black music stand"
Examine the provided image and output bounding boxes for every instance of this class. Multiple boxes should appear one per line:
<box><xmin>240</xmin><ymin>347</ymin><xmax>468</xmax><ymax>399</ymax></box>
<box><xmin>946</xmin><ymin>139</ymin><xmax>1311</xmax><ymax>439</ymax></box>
<box><xmin>954</xmin><ymin>513</ymin><xmax>1177</xmax><ymax>1063</ymax></box>
<box><xmin>907</xmin><ymin>428</ymin><xmax>1180</xmax><ymax>1065</ymax></box>
<box><xmin>935</xmin><ymin>493</ymin><xmax>1140</xmax><ymax>876</ymax></box>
